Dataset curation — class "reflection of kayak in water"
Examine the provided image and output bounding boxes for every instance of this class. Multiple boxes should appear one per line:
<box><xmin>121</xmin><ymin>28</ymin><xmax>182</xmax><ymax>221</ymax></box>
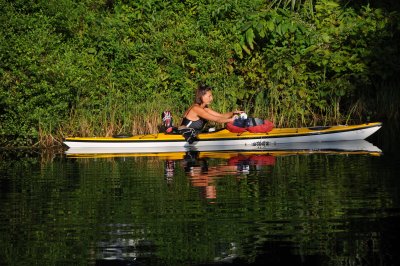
<box><xmin>64</xmin><ymin>122</ymin><xmax>382</xmax><ymax>149</ymax></box>
<box><xmin>65</xmin><ymin>139</ymin><xmax>382</xmax><ymax>159</ymax></box>
<box><xmin>228</xmin><ymin>155</ymin><xmax>276</xmax><ymax>166</ymax></box>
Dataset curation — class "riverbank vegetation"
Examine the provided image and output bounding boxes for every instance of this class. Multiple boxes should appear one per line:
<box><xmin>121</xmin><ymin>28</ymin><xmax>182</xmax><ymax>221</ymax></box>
<box><xmin>1</xmin><ymin>0</ymin><xmax>399</xmax><ymax>147</ymax></box>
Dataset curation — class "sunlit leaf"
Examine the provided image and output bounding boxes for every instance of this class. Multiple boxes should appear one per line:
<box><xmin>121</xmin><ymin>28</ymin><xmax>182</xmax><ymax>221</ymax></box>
<box><xmin>245</xmin><ymin>28</ymin><xmax>255</xmax><ymax>50</ymax></box>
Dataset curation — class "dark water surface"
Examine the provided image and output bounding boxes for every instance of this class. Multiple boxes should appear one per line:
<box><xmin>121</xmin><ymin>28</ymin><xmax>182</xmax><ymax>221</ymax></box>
<box><xmin>1</xmin><ymin>126</ymin><xmax>400</xmax><ymax>265</ymax></box>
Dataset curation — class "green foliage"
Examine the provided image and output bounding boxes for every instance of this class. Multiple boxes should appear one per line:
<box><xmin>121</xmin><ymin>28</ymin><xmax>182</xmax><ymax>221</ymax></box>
<box><xmin>0</xmin><ymin>0</ymin><xmax>399</xmax><ymax>146</ymax></box>
<box><xmin>234</xmin><ymin>0</ymin><xmax>399</xmax><ymax>126</ymax></box>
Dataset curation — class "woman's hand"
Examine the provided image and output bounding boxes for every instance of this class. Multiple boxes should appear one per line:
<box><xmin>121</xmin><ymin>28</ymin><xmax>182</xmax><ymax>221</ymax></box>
<box><xmin>233</xmin><ymin>110</ymin><xmax>244</xmax><ymax>115</ymax></box>
<box><xmin>227</xmin><ymin>116</ymin><xmax>236</xmax><ymax>123</ymax></box>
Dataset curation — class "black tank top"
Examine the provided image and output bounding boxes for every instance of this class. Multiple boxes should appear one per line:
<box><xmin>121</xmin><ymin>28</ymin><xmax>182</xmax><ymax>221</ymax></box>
<box><xmin>181</xmin><ymin>117</ymin><xmax>207</xmax><ymax>130</ymax></box>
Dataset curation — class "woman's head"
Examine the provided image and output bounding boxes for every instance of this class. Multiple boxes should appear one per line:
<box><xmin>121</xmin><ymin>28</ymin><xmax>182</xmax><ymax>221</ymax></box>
<box><xmin>195</xmin><ymin>84</ymin><xmax>213</xmax><ymax>105</ymax></box>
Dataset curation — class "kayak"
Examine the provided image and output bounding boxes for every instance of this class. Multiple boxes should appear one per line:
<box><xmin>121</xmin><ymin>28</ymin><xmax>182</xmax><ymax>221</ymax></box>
<box><xmin>65</xmin><ymin>139</ymin><xmax>382</xmax><ymax>157</ymax></box>
<box><xmin>63</xmin><ymin>122</ymin><xmax>382</xmax><ymax>151</ymax></box>
<box><xmin>64</xmin><ymin>122</ymin><xmax>382</xmax><ymax>150</ymax></box>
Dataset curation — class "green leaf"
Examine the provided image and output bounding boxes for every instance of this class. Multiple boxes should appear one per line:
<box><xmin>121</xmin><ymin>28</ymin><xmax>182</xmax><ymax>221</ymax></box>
<box><xmin>188</xmin><ymin>50</ymin><xmax>198</xmax><ymax>57</ymax></box>
<box><xmin>233</xmin><ymin>43</ymin><xmax>243</xmax><ymax>59</ymax></box>
<box><xmin>266</xmin><ymin>20</ymin><xmax>275</xmax><ymax>31</ymax></box>
<box><xmin>242</xmin><ymin>44</ymin><xmax>252</xmax><ymax>55</ymax></box>
<box><xmin>245</xmin><ymin>28</ymin><xmax>255</xmax><ymax>50</ymax></box>
<box><xmin>321</xmin><ymin>33</ymin><xmax>330</xmax><ymax>43</ymax></box>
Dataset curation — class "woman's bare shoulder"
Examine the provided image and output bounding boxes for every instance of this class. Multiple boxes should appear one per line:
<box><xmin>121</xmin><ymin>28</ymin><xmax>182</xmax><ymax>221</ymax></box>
<box><xmin>190</xmin><ymin>104</ymin><xmax>203</xmax><ymax>112</ymax></box>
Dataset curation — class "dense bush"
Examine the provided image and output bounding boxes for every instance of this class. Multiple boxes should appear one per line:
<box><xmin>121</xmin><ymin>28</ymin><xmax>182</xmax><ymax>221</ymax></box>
<box><xmin>0</xmin><ymin>0</ymin><xmax>399</xmax><ymax>146</ymax></box>
<box><xmin>235</xmin><ymin>1</ymin><xmax>400</xmax><ymax>126</ymax></box>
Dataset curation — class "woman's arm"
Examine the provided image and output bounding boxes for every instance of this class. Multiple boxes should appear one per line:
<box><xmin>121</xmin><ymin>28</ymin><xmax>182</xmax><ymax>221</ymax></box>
<box><xmin>192</xmin><ymin>106</ymin><xmax>234</xmax><ymax>123</ymax></box>
<box><xmin>205</xmin><ymin>108</ymin><xmax>234</xmax><ymax>119</ymax></box>
<box><xmin>205</xmin><ymin>108</ymin><xmax>243</xmax><ymax>119</ymax></box>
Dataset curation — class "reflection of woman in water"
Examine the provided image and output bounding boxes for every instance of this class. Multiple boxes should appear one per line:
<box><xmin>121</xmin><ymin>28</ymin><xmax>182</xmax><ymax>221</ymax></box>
<box><xmin>183</xmin><ymin>151</ymin><xmax>217</xmax><ymax>200</ymax></box>
<box><xmin>166</xmin><ymin>151</ymin><xmax>276</xmax><ymax>201</ymax></box>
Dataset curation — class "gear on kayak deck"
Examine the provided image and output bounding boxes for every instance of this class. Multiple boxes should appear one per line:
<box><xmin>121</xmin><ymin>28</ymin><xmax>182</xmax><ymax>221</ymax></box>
<box><xmin>179</xmin><ymin>128</ymin><xmax>199</xmax><ymax>144</ymax></box>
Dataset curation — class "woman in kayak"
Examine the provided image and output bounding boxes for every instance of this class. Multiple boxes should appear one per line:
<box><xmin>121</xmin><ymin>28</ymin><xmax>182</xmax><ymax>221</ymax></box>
<box><xmin>180</xmin><ymin>84</ymin><xmax>241</xmax><ymax>131</ymax></box>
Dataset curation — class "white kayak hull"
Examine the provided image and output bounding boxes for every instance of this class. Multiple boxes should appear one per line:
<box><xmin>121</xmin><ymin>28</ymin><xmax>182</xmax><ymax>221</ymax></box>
<box><xmin>65</xmin><ymin>139</ymin><xmax>382</xmax><ymax>155</ymax></box>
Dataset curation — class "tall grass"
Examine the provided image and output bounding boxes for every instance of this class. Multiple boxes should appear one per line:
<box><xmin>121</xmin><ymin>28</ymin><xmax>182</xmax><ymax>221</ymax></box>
<box><xmin>342</xmin><ymin>80</ymin><xmax>400</xmax><ymax>125</ymax></box>
<box><xmin>373</xmin><ymin>81</ymin><xmax>400</xmax><ymax>121</ymax></box>
<box><xmin>63</xmin><ymin>95</ymin><xmax>183</xmax><ymax>137</ymax></box>
<box><xmin>36</xmin><ymin>94</ymin><xmax>185</xmax><ymax>147</ymax></box>
<box><xmin>248</xmin><ymin>89</ymin><xmax>353</xmax><ymax>128</ymax></box>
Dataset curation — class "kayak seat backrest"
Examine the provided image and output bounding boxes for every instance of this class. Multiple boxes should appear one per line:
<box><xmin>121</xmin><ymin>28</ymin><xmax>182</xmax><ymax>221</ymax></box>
<box><xmin>112</xmin><ymin>134</ymin><xmax>133</xmax><ymax>138</ymax></box>
<box><xmin>308</xmin><ymin>126</ymin><xmax>331</xmax><ymax>131</ymax></box>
